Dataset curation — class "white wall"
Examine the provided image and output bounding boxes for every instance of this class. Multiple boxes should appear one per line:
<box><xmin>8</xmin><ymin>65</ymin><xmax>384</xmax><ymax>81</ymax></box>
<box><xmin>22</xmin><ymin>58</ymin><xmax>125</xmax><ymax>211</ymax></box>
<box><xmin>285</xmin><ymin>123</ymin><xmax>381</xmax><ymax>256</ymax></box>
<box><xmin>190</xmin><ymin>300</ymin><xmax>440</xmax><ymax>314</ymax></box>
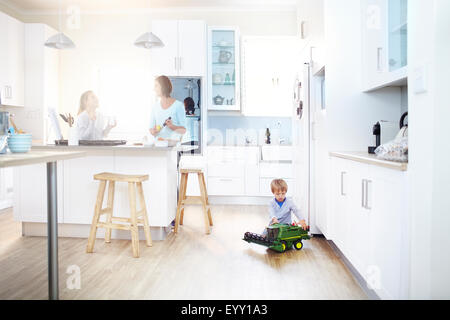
<box><xmin>324</xmin><ymin>0</ymin><xmax>402</xmax><ymax>153</ymax></box>
<box><xmin>408</xmin><ymin>0</ymin><xmax>450</xmax><ymax>299</ymax></box>
<box><xmin>16</xmin><ymin>9</ymin><xmax>296</xmax><ymax>139</ymax></box>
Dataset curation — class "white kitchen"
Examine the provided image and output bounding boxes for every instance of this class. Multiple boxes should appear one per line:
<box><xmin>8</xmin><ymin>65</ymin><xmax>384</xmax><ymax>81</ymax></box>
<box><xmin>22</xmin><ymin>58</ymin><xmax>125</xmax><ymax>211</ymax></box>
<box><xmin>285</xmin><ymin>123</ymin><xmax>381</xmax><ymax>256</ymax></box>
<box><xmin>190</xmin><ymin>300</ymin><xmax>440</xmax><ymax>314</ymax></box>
<box><xmin>0</xmin><ymin>0</ymin><xmax>449</xmax><ymax>302</ymax></box>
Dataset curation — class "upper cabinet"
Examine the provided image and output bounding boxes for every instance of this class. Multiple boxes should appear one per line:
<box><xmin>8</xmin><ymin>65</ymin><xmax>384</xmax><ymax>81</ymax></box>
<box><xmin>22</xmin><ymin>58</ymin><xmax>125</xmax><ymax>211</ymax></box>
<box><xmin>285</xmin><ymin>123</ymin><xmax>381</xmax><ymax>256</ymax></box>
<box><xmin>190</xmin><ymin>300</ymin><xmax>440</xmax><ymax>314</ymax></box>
<box><xmin>207</xmin><ymin>27</ymin><xmax>241</xmax><ymax>111</ymax></box>
<box><xmin>242</xmin><ymin>36</ymin><xmax>299</xmax><ymax>117</ymax></box>
<box><xmin>0</xmin><ymin>11</ymin><xmax>25</xmax><ymax>107</ymax></box>
<box><xmin>362</xmin><ymin>0</ymin><xmax>408</xmax><ymax>92</ymax></box>
<box><xmin>150</xmin><ymin>20</ymin><xmax>206</xmax><ymax>77</ymax></box>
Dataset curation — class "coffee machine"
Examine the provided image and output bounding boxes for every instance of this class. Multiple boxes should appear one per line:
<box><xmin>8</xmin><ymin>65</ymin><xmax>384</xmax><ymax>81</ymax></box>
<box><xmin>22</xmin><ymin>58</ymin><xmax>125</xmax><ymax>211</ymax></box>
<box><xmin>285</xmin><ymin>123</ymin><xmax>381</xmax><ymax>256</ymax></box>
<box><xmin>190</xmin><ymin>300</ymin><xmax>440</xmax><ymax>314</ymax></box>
<box><xmin>368</xmin><ymin>120</ymin><xmax>398</xmax><ymax>154</ymax></box>
<box><xmin>0</xmin><ymin>111</ymin><xmax>9</xmax><ymax>154</ymax></box>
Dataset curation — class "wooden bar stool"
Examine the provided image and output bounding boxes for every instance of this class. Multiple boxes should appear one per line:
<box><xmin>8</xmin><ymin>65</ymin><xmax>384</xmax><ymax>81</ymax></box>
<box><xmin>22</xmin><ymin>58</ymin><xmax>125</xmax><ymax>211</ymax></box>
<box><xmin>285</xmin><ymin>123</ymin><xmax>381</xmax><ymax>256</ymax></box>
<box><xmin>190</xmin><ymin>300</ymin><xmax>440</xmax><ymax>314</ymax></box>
<box><xmin>175</xmin><ymin>168</ymin><xmax>213</xmax><ymax>234</ymax></box>
<box><xmin>86</xmin><ymin>172</ymin><xmax>152</xmax><ymax>258</ymax></box>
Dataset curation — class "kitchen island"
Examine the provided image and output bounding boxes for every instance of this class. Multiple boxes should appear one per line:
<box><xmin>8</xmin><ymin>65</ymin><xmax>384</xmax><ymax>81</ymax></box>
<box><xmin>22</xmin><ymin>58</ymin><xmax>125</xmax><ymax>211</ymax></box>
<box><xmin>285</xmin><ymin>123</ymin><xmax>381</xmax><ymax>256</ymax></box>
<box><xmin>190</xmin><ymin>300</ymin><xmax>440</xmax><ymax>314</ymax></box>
<box><xmin>14</xmin><ymin>144</ymin><xmax>196</xmax><ymax>240</ymax></box>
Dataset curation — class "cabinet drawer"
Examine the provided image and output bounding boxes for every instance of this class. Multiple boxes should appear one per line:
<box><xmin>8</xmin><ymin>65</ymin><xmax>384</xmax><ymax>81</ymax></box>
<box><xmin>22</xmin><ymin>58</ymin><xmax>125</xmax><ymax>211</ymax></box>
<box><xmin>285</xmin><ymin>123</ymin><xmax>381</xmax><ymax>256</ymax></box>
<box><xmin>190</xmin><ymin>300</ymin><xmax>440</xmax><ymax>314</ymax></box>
<box><xmin>208</xmin><ymin>163</ymin><xmax>245</xmax><ymax>178</ymax></box>
<box><xmin>259</xmin><ymin>178</ymin><xmax>294</xmax><ymax>197</ymax></box>
<box><xmin>208</xmin><ymin>177</ymin><xmax>245</xmax><ymax>196</ymax></box>
<box><xmin>207</xmin><ymin>146</ymin><xmax>259</xmax><ymax>164</ymax></box>
<box><xmin>260</xmin><ymin>163</ymin><xmax>294</xmax><ymax>178</ymax></box>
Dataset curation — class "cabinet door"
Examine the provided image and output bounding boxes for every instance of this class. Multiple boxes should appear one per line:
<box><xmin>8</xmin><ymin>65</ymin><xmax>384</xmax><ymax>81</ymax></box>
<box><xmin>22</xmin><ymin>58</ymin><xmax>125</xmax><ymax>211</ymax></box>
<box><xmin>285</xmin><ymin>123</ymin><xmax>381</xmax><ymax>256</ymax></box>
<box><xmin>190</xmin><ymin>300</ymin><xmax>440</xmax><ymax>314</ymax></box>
<box><xmin>150</xmin><ymin>20</ymin><xmax>179</xmax><ymax>76</ymax></box>
<box><xmin>178</xmin><ymin>20</ymin><xmax>206</xmax><ymax>77</ymax></box>
<box><xmin>63</xmin><ymin>155</ymin><xmax>114</xmax><ymax>224</ymax></box>
<box><xmin>208</xmin><ymin>27</ymin><xmax>240</xmax><ymax>111</ymax></box>
<box><xmin>13</xmin><ymin>163</ymin><xmax>64</xmax><ymax>223</ymax></box>
<box><xmin>330</xmin><ymin>158</ymin><xmax>350</xmax><ymax>251</ymax></box>
<box><xmin>0</xmin><ymin>168</ymin><xmax>13</xmax><ymax>209</ymax></box>
<box><xmin>367</xmin><ymin>167</ymin><xmax>407</xmax><ymax>299</ymax></box>
<box><xmin>347</xmin><ymin>161</ymin><xmax>370</xmax><ymax>278</ymax></box>
<box><xmin>0</xmin><ymin>13</ymin><xmax>24</xmax><ymax>107</ymax></box>
<box><xmin>0</xmin><ymin>12</ymin><xmax>7</xmax><ymax>101</ymax></box>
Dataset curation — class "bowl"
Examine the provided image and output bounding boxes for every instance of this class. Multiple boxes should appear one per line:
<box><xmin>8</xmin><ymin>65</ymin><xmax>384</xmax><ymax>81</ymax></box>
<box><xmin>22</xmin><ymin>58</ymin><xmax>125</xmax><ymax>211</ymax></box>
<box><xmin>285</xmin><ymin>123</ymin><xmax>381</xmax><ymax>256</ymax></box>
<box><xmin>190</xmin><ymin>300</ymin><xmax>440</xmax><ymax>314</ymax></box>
<box><xmin>7</xmin><ymin>134</ymin><xmax>32</xmax><ymax>153</ymax></box>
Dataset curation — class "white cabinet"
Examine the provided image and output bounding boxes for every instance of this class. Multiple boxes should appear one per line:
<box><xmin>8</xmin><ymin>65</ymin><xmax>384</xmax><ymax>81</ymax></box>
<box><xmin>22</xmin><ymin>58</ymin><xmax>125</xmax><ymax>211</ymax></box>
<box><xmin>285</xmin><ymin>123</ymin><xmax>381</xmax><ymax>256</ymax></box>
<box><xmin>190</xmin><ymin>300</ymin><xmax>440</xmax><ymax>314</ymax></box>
<box><xmin>0</xmin><ymin>11</ymin><xmax>24</xmax><ymax>107</ymax></box>
<box><xmin>242</xmin><ymin>36</ymin><xmax>299</xmax><ymax>117</ymax></box>
<box><xmin>207</xmin><ymin>146</ymin><xmax>260</xmax><ymax>196</ymax></box>
<box><xmin>13</xmin><ymin>162</ymin><xmax>64</xmax><ymax>222</ymax></box>
<box><xmin>63</xmin><ymin>154</ymin><xmax>114</xmax><ymax>225</ymax></box>
<box><xmin>0</xmin><ymin>168</ymin><xmax>14</xmax><ymax>210</ymax></box>
<box><xmin>150</xmin><ymin>20</ymin><xmax>206</xmax><ymax>77</ymax></box>
<box><xmin>361</xmin><ymin>0</ymin><xmax>408</xmax><ymax>92</ymax></box>
<box><xmin>330</xmin><ymin>156</ymin><xmax>409</xmax><ymax>299</ymax></box>
<box><xmin>206</xmin><ymin>146</ymin><xmax>295</xmax><ymax>198</ymax></box>
<box><xmin>208</xmin><ymin>27</ymin><xmax>241</xmax><ymax>111</ymax></box>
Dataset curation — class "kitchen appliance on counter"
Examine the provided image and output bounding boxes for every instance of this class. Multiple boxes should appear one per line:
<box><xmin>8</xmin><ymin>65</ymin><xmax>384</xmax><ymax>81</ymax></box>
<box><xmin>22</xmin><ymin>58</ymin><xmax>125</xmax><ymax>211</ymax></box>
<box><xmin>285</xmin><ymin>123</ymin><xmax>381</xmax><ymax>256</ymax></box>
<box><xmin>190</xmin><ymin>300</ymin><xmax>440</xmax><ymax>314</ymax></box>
<box><xmin>169</xmin><ymin>77</ymin><xmax>202</xmax><ymax>155</ymax></box>
<box><xmin>369</xmin><ymin>120</ymin><xmax>399</xmax><ymax>154</ymax></box>
<box><xmin>0</xmin><ymin>111</ymin><xmax>9</xmax><ymax>154</ymax></box>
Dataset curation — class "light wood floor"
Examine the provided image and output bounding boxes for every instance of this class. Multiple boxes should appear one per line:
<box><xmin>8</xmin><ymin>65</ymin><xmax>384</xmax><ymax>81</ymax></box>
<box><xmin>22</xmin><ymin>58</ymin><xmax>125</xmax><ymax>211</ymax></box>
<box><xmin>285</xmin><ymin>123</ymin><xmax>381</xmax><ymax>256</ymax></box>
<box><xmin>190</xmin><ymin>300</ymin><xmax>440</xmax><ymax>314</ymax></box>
<box><xmin>0</xmin><ymin>206</ymin><xmax>367</xmax><ymax>300</ymax></box>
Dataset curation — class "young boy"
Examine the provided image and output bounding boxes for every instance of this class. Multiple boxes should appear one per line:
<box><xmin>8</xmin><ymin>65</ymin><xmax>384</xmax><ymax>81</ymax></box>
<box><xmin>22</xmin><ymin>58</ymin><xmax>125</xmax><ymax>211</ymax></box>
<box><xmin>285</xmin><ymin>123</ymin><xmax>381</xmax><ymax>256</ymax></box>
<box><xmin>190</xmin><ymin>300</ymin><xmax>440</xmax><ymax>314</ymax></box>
<box><xmin>265</xmin><ymin>179</ymin><xmax>307</xmax><ymax>233</ymax></box>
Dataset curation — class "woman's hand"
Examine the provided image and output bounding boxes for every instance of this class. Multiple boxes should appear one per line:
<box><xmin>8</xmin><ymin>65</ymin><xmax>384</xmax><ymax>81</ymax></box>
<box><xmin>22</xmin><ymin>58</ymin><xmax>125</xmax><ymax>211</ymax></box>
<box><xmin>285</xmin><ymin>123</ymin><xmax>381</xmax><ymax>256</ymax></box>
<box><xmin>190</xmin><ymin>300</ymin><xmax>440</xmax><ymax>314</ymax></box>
<box><xmin>165</xmin><ymin>118</ymin><xmax>175</xmax><ymax>130</ymax></box>
<box><xmin>106</xmin><ymin>119</ymin><xmax>117</xmax><ymax>130</ymax></box>
<box><xmin>149</xmin><ymin>125</ymin><xmax>161</xmax><ymax>137</ymax></box>
<box><xmin>271</xmin><ymin>217</ymin><xmax>280</xmax><ymax>225</ymax></box>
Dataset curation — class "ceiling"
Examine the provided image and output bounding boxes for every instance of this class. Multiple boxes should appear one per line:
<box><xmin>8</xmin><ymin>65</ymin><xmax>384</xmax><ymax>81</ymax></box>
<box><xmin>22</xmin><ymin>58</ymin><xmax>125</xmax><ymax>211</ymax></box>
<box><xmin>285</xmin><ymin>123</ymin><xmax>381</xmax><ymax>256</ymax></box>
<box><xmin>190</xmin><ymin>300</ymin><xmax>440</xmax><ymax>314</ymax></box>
<box><xmin>2</xmin><ymin>0</ymin><xmax>297</xmax><ymax>13</ymax></box>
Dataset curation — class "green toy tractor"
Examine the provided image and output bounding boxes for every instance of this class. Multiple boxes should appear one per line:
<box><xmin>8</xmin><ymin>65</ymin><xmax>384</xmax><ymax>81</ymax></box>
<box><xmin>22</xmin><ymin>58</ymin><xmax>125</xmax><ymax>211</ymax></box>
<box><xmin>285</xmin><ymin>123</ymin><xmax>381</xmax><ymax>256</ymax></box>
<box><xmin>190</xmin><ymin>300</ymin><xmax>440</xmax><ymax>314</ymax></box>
<box><xmin>243</xmin><ymin>224</ymin><xmax>311</xmax><ymax>253</ymax></box>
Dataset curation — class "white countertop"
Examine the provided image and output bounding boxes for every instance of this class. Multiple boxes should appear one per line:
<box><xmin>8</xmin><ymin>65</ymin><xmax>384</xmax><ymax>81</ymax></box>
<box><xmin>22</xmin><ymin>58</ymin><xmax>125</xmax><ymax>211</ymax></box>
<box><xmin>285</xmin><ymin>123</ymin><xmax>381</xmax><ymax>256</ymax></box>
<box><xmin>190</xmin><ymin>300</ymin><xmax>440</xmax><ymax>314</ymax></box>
<box><xmin>330</xmin><ymin>151</ymin><xmax>408</xmax><ymax>171</ymax></box>
<box><xmin>0</xmin><ymin>150</ymin><xmax>86</xmax><ymax>168</ymax></box>
<box><xmin>31</xmin><ymin>144</ymin><xmax>198</xmax><ymax>153</ymax></box>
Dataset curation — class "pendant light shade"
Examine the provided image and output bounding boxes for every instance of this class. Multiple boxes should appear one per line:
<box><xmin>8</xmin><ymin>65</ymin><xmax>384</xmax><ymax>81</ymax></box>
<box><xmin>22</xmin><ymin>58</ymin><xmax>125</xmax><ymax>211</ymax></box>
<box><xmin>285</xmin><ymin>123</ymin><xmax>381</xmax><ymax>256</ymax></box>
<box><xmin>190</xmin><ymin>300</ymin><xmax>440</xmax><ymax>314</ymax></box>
<box><xmin>44</xmin><ymin>0</ymin><xmax>76</xmax><ymax>50</ymax></box>
<box><xmin>45</xmin><ymin>32</ymin><xmax>76</xmax><ymax>50</ymax></box>
<box><xmin>134</xmin><ymin>32</ymin><xmax>164</xmax><ymax>49</ymax></box>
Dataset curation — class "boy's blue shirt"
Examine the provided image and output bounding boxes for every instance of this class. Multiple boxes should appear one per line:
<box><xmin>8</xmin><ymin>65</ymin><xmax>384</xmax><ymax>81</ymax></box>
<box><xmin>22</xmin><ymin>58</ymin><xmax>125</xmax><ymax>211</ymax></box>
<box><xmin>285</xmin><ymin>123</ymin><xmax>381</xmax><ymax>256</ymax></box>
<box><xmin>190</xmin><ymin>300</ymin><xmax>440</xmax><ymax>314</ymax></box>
<box><xmin>268</xmin><ymin>197</ymin><xmax>303</xmax><ymax>225</ymax></box>
<box><xmin>275</xmin><ymin>198</ymin><xmax>286</xmax><ymax>208</ymax></box>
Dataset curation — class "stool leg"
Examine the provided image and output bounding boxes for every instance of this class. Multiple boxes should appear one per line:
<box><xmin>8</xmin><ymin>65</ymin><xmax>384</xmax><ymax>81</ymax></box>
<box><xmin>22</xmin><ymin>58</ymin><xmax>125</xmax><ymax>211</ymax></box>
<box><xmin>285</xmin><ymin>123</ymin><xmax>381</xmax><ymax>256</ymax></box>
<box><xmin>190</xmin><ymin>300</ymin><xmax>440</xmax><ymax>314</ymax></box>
<box><xmin>175</xmin><ymin>173</ymin><xmax>187</xmax><ymax>234</ymax></box>
<box><xmin>128</xmin><ymin>182</ymin><xmax>140</xmax><ymax>258</ymax></box>
<box><xmin>197</xmin><ymin>173</ymin><xmax>211</xmax><ymax>235</ymax></box>
<box><xmin>137</xmin><ymin>182</ymin><xmax>152</xmax><ymax>247</ymax></box>
<box><xmin>200</xmin><ymin>173</ymin><xmax>213</xmax><ymax>226</ymax></box>
<box><xmin>87</xmin><ymin>180</ymin><xmax>107</xmax><ymax>253</ymax></box>
<box><xmin>180</xmin><ymin>173</ymin><xmax>188</xmax><ymax>225</ymax></box>
<box><xmin>105</xmin><ymin>181</ymin><xmax>115</xmax><ymax>243</ymax></box>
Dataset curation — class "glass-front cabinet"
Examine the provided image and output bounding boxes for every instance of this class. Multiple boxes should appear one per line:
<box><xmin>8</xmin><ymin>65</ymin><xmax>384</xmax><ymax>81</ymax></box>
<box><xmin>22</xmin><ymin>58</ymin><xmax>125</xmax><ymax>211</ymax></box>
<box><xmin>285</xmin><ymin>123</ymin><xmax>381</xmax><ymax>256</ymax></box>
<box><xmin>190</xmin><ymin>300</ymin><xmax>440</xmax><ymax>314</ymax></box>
<box><xmin>362</xmin><ymin>0</ymin><xmax>408</xmax><ymax>92</ymax></box>
<box><xmin>388</xmin><ymin>0</ymin><xmax>407</xmax><ymax>72</ymax></box>
<box><xmin>208</xmin><ymin>27</ymin><xmax>240</xmax><ymax>111</ymax></box>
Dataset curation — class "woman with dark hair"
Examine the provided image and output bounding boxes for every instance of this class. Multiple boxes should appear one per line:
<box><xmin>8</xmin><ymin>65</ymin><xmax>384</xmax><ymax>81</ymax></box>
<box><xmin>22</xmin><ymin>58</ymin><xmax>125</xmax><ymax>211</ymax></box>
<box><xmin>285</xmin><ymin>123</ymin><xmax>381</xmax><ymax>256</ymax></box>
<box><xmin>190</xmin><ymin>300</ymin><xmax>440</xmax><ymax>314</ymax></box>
<box><xmin>149</xmin><ymin>75</ymin><xmax>187</xmax><ymax>142</ymax></box>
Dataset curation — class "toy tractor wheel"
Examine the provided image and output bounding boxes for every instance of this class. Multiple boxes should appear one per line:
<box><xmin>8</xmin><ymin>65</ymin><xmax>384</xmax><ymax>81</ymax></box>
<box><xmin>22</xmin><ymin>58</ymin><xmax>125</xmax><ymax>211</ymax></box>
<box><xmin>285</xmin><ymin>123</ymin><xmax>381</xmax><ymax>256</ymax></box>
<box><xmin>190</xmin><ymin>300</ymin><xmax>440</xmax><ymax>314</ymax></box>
<box><xmin>280</xmin><ymin>241</ymin><xmax>287</xmax><ymax>253</ymax></box>
<box><xmin>294</xmin><ymin>240</ymin><xmax>303</xmax><ymax>251</ymax></box>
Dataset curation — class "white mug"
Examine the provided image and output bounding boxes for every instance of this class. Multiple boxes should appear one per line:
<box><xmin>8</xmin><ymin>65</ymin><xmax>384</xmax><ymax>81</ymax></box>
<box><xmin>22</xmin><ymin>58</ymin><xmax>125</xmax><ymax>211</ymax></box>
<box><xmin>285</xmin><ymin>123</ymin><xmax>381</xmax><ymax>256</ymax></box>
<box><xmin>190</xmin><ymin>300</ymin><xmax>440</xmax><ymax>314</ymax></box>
<box><xmin>68</xmin><ymin>127</ymin><xmax>79</xmax><ymax>146</ymax></box>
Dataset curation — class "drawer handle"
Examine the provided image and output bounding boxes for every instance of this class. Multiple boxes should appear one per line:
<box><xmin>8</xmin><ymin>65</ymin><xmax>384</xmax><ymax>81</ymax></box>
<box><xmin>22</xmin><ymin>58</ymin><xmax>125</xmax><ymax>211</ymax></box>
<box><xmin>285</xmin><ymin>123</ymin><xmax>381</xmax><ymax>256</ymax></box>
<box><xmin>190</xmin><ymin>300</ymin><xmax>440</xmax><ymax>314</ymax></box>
<box><xmin>340</xmin><ymin>171</ymin><xmax>346</xmax><ymax>196</ymax></box>
<box><xmin>219</xmin><ymin>178</ymin><xmax>233</xmax><ymax>182</ymax></box>
<box><xmin>365</xmin><ymin>180</ymin><xmax>372</xmax><ymax>210</ymax></box>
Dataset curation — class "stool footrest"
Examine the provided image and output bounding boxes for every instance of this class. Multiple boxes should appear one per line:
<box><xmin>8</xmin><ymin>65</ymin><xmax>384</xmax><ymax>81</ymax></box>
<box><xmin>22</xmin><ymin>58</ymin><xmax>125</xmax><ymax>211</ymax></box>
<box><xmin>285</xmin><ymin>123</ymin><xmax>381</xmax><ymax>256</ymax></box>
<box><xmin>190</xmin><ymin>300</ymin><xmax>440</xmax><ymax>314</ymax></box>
<box><xmin>97</xmin><ymin>222</ymin><xmax>131</xmax><ymax>231</ymax></box>
<box><xmin>111</xmin><ymin>217</ymin><xmax>145</xmax><ymax>224</ymax></box>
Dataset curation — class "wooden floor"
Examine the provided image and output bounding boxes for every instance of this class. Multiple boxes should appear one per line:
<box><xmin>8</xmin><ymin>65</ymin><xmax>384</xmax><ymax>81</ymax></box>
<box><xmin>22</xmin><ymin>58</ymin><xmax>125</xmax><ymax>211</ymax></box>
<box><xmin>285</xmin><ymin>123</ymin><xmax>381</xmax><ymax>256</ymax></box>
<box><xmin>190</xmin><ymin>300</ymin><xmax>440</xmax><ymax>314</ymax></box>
<box><xmin>0</xmin><ymin>206</ymin><xmax>367</xmax><ymax>300</ymax></box>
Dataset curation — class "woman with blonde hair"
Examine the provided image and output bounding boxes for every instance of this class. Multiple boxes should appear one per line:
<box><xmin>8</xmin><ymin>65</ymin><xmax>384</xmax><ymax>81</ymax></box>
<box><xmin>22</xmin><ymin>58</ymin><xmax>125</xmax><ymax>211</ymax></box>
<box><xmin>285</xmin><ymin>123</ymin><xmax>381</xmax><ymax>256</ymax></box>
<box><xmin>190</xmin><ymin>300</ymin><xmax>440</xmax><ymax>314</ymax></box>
<box><xmin>76</xmin><ymin>90</ymin><xmax>116</xmax><ymax>140</ymax></box>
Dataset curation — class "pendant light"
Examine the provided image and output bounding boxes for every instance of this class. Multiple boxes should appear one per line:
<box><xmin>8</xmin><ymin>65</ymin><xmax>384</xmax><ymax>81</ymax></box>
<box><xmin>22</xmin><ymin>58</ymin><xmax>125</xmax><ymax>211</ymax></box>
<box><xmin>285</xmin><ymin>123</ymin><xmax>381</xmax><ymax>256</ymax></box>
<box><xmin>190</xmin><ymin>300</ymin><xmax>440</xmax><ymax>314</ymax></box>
<box><xmin>134</xmin><ymin>1</ymin><xmax>164</xmax><ymax>49</ymax></box>
<box><xmin>45</xmin><ymin>0</ymin><xmax>76</xmax><ymax>49</ymax></box>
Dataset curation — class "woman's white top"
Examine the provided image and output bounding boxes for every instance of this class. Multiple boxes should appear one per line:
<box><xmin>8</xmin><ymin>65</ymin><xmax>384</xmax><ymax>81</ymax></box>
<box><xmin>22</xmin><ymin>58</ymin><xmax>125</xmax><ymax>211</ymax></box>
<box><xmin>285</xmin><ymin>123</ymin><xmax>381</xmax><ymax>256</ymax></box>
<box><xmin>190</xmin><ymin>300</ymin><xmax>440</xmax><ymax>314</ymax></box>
<box><xmin>76</xmin><ymin>111</ymin><xmax>107</xmax><ymax>140</ymax></box>
<box><xmin>149</xmin><ymin>99</ymin><xmax>187</xmax><ymax>141</ymax></box>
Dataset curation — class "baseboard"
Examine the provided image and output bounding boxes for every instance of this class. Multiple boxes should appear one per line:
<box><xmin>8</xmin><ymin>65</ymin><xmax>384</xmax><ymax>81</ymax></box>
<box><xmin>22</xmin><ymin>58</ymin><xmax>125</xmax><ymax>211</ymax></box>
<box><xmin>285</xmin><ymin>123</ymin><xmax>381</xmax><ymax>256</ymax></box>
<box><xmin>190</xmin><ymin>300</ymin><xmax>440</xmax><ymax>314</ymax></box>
<box><xmin>22</xmin><ymin>222</ymin><xmax>171</xmax><ymax>241</ymax></box>
<box><xmin>327</xmin><ymin>240</ymin><xmax>380</xmax><ymax>300</ymax></box>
